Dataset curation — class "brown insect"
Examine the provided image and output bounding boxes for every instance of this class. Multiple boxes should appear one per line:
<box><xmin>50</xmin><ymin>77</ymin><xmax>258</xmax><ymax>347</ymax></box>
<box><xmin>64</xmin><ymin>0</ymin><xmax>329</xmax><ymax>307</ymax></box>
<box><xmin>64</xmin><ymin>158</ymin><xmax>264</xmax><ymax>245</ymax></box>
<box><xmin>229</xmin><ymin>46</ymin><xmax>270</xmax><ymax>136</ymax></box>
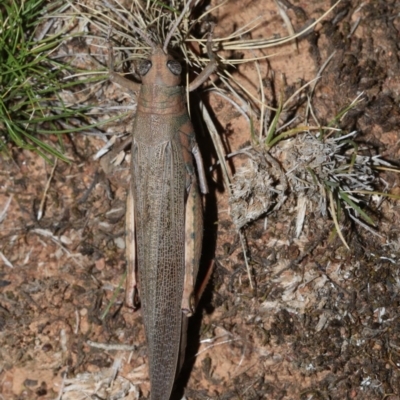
<box><xmin>107</xmin><ymin>5</ymin><xmax>216</xmax><ymax>399</ymax></box>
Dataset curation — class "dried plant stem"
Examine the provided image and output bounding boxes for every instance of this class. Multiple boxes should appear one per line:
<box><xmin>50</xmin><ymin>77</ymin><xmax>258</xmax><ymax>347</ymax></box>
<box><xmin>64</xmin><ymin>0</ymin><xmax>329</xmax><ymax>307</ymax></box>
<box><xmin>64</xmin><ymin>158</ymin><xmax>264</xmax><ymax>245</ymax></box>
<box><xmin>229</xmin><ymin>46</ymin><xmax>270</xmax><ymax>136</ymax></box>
<box><xmin>163</xmin><ymin>0</ymin><xmax>195</xmax><ymax>52</ymax></box>
<box><xmin>199</xmin><ymin>99</ymin><xmax>231</xmax><ymax>189</ymax></box>
<box><xmin>239</xmin><ymin>230</ymin><xmax>254</xmax><ymax>289</ymax></box>
<box><xmin>37</xmin><ymin>158</ymin><xmax>58</xmax><ymax>220</ymax></box>
<box><xmin>329</xmin><ymin>190</ymin><xmax>350</xmax><ymax>250</ymax></box>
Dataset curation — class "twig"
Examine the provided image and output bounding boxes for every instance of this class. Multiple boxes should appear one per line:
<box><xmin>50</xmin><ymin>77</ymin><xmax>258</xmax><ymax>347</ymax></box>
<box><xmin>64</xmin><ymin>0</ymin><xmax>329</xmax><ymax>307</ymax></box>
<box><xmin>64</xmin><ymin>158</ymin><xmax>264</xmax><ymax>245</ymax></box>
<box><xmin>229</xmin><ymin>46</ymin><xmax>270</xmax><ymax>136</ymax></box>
<box><xmin>0</xmin><ymin>195</ymin><xmax>13</xmax><ymax>223</ymax></box>
<box><xmin>38</xmin><ymin>159</ymin><xmax>57</xmax><ymax>220</ymax></box>
<box><xmin>0</xmin><ymin>251</ymin><xmax>14</xmax><ymax>268</ymax></box>
<box><xmin>87</xmin><ymin>340</ymin><xmax>136</xmax><ymax>351</ymax></box>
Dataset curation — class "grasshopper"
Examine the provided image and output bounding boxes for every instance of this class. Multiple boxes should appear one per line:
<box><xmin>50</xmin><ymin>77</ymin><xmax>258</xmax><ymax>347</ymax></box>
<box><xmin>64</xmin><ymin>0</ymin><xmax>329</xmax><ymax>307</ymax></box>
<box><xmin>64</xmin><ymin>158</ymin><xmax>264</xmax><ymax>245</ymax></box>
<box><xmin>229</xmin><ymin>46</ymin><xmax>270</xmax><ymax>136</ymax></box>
<box><xmin>107</xmin><ymin>11</ymin><xmax>216</xmax><ymax>400</ymax></box>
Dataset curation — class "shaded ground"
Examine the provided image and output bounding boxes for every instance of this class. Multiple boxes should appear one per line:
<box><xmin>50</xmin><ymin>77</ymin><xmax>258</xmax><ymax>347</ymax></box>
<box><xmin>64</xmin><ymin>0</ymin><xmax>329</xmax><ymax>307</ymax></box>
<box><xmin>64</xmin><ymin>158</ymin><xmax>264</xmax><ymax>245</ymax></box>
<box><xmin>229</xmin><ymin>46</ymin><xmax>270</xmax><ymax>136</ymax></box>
<box><xmin>1</xmin><ymin>0</ymin><xmax>400</xmax><ymax>399</ymax></box>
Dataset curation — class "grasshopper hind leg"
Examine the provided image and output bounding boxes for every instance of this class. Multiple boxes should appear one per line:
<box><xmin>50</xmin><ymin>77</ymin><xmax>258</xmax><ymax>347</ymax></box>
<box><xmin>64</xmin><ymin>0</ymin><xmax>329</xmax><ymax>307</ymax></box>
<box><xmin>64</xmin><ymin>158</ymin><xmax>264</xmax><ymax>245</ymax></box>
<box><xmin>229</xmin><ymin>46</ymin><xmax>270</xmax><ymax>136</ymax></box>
<box><xmin>125</xmin><ymin>184</ymin><xmax>138</xmax><ymax>309</ymax></box>
<box><xmin>181</xmin><ymin>179</ymin><xmax>203</xmax><ymax>316</ymax></box>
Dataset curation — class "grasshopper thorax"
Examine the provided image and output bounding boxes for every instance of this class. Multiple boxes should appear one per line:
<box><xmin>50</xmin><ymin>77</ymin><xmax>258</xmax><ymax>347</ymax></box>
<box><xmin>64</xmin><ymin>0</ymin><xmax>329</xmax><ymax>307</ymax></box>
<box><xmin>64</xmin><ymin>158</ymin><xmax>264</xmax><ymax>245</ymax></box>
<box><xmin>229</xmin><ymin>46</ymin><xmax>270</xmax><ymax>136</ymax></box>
<box><xmin>138</xmin><ymin>47</ymin><xmax>182</xmax><ymax>87</ymax></box>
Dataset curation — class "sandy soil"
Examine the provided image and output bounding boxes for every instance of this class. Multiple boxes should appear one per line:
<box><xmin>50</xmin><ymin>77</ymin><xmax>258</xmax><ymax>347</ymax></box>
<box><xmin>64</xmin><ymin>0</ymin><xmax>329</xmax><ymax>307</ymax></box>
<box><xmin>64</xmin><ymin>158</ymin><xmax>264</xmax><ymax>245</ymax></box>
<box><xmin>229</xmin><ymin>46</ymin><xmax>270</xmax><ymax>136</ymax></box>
<box><xmin>1</xmin><ymin>0</ymin><xmax>400</xmax><ymax>399</ymax></box>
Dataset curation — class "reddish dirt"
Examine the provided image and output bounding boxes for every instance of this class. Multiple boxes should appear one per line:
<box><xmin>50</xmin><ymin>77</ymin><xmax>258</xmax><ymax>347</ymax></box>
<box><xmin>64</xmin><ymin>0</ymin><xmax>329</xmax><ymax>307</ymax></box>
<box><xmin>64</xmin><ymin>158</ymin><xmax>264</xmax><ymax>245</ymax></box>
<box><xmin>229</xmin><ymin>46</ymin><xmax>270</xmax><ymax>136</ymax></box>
<box><xmin>1</xmin><ymin>1</ymin><xmax>400</xmax><ymax>399</ymax></box>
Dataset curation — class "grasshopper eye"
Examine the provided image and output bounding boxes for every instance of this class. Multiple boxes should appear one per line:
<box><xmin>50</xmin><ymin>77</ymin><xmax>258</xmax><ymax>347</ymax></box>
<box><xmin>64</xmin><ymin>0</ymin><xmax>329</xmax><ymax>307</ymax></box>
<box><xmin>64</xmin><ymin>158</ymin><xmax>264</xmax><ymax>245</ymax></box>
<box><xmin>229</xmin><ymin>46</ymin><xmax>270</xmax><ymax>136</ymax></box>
<box><xmin>167</xmin><ymin>60</ymin><xmax>182</xmax><ymax>75</ymax></box>
<box><xmin>138</xmin><ymin>60</ymin><xmax>152</xmax><ymax>76</ymax></box>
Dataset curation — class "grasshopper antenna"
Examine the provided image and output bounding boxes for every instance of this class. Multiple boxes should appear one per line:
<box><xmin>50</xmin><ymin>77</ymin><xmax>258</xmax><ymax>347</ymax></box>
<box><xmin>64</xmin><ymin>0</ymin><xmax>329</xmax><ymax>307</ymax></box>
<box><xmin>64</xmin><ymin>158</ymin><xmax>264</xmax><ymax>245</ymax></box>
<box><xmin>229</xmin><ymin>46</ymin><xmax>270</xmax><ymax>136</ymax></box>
<box><xmin>103</xmin><ymin>0</ymin><xmax>156</xmax><ymax>49</ymax></box>
<box><xmin>163</xmin><ymin>0</ymin><xmax>195</xmax><ymax>53</ymax></box>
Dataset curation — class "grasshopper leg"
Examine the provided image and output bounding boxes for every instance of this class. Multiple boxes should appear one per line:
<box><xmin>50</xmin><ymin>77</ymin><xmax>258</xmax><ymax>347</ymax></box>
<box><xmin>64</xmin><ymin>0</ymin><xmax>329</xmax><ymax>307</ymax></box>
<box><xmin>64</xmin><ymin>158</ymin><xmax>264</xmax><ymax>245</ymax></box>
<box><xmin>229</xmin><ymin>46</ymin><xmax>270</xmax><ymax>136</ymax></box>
<box><xmin>125</xmin><ymin>183</ymin><xmax>138</xmax><ymax>309</ymax></box>
<box><xmin>108</xmin><ymin>36</ymin><xmax>141</xmax><ymax>94</ymax></box>
<box><xmin>188</xmin><ymin>32</ymin><xmax>217</xmax><ymax>92</ymax></box>
<box><xmin>181</xmin><ymin>179</ymin><xmax>203</xmax><ymax>316</ymax></box>
<box><xmin>192</xmin><ymin>143</ymin><xmax>209</xmax><ymax>195</ymax></box>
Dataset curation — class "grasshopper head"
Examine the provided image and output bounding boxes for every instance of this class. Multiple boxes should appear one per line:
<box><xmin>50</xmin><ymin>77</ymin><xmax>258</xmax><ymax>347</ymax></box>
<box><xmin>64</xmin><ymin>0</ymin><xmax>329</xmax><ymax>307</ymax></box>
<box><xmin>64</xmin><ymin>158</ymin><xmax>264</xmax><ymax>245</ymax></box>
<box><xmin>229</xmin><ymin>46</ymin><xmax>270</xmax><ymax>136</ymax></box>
<box><xmin>138</xmin><ymin>47</ymin><xmax>182</xmax><ymax>87</ymax></box>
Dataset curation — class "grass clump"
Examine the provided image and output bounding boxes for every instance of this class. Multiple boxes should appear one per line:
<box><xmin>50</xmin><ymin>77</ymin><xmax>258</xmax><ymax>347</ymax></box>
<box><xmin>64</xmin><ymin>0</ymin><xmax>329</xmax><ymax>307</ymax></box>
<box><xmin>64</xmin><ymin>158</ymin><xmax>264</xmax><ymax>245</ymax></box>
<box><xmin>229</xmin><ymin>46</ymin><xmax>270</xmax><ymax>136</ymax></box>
<box><xmin>0</xmin><ymin>0</ymin><xmax>98</xmax><ymax>162</ymax></box>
